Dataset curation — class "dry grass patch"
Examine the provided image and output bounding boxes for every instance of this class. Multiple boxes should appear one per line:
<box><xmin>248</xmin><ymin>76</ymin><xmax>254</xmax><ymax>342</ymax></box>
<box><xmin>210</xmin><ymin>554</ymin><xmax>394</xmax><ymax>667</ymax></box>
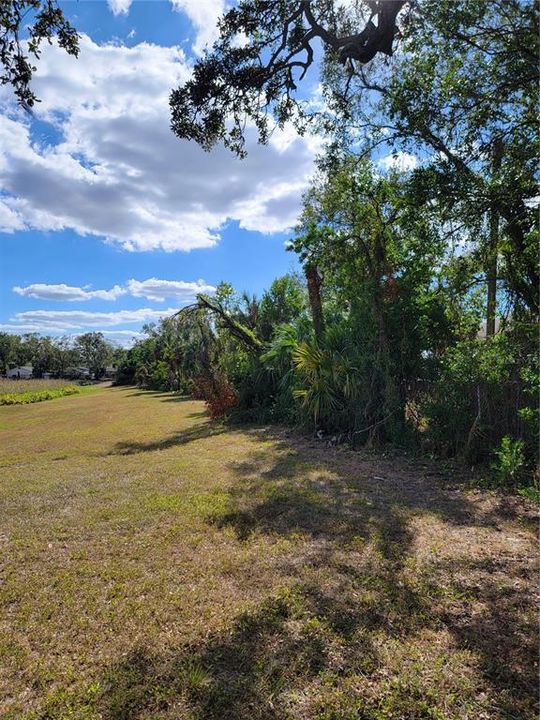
<box><xmin>0</xmin><ymin>378</ymin><xmax>76</xmax><ymax>394</ymax></box>
<box><xmin>0</xmin><ymin>387</ymin><xmax>537</xmax><ymax>719</ymax></box>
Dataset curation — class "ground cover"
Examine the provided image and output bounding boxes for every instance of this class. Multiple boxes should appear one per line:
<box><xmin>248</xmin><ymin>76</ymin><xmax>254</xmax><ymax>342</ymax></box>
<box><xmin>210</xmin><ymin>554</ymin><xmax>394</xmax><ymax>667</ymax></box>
<box><xmin>0</xmin><ymin>386</ymin><xmax>537</xmax><ymax>719</ymax></box>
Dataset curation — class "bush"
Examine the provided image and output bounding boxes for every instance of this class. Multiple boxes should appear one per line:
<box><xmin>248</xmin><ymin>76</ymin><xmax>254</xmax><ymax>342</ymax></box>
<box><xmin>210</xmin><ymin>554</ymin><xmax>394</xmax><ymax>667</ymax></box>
<box><xmin>492</xmin><ymin>436</ymin><xmax>526</xmax><ymax>486</ymax></box>
<box><xmin>423</xmin><ymin>334</ymin><xmax>535</xmax><ymax>464</ymax></box>
<box><xmin>191</xmin><ymin>374</ymin><xmax>238</xmax><ymax>419</ymax></box>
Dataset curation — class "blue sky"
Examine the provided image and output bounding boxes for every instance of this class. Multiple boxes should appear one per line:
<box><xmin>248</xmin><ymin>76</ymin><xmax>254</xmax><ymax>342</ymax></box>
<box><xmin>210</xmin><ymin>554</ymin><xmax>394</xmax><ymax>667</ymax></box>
<box><xmin>0</xmin><ymin>1</ymin><xmax>315</xmax><ymax>345</ymax></box>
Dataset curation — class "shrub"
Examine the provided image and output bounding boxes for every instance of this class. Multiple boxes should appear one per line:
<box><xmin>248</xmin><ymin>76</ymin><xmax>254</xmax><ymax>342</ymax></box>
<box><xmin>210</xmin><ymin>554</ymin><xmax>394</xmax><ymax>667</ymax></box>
<box><xmin>191</xmin><ymin>374</ymin><xmax>238</xmax><ymax>419</ymax></box>
<box><xmin>0</xmin><ymin>386</ymin><xmax>81</xmax><ymax>405</ymax></box>
<box><xmin>492</xmin><ymin>436</ymin><xmax>526</xmax><ymax>486</ymax></box>
<box><xmin>423</xmin><ymin>334</ymin><xmax>535</xmax><ymax>463</ymax></box>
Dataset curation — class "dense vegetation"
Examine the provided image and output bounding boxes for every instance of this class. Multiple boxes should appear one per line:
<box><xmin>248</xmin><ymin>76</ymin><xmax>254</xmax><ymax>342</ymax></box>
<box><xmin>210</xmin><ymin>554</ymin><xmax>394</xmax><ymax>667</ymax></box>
<box><xmin>119</xmin><ymin>0</ymin><xmax>538</xmax><ymax>488</ymax></box>
<box><xmin>4</xmin><ymin>0</ymin><xmax>537</xmax><ymax>487</ymax></box>
<box><xmin>0</xmin><ymin>383</ymin><xmax>81</xmax><ymax>405</ymax></box>
<box><xmin>116</xmin><ymin>248</ymin><xmax>536</xmax><ymax>489</ymax></box>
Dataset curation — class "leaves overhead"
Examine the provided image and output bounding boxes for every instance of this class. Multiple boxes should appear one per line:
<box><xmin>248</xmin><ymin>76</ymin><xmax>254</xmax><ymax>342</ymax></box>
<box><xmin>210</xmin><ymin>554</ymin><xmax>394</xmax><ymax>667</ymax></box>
<box><xmin>1</xmin><ymin>0</ymin><xmax>79</xmax><ymax>107</ymax></box>
<box><xmin>170</xmin><ymin>0</ymin><xmax>406</xmax><ymax>156</ymax></box>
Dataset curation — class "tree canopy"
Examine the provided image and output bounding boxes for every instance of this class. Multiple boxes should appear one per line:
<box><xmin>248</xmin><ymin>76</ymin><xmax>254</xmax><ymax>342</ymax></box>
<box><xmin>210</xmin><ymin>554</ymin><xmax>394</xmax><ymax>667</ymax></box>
<box><xmin>170</xmin><ymin>0</ymin><xmax>408</xmax><ymax>155</ymax></box>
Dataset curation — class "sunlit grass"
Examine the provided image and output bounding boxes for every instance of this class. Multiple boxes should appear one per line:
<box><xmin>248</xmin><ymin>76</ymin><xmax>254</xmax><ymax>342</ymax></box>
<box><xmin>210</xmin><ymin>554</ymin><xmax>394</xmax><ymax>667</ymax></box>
<box><xmin>0</xmin><ymin>378</ymin><xmax>75</xmax><ymax>394</ymax></box>
<box><xmin>0</xmin><ymin>387</ymin><xmax>536</xmax><ymax>720</ymax></box>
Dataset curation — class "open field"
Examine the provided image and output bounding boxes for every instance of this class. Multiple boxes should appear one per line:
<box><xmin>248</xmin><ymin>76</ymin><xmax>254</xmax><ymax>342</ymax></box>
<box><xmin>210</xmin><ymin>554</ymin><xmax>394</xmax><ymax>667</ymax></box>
<box><xmin>0</xmin><ymin>386</ymin><xmax>537</xmax><ymax>720</ymax></box>
<box><xmin>0</xmin><ymin>379</ymin><xmax>77</xmax><ymax>394</ymax></box>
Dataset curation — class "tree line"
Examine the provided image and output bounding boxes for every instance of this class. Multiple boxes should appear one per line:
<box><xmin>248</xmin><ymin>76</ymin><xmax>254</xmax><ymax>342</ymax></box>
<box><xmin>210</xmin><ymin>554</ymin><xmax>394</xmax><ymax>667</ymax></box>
<box><xmin>0</xmin><ymin>332</ymin><xmax>121</xmax><ymax>379</ymax></box>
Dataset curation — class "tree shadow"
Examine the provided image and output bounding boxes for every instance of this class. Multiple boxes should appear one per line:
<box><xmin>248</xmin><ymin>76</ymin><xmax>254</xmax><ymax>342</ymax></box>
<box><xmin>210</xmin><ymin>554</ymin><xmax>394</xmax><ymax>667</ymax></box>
<box><xmin>205</xmin><ymin>431</ymin><xmax>538</xmax><ymax>716</ymax></box>
<box><xmin>209</xmin><ymin>439</ymin><xmax>477</xmax><ymax>548</ymax></box>
<box><xmin>434</xmin><ymin>554</ymin><xmax>539</xmax><ymax>720</ymax></box>
<box><xmin>97</xmin><ymin>428</ymin><xmax>538</xmax><ymax>719</ymax></box>
<box><xmin>97</xmin><ymin>570</ymin><xmax>438</xmax><ymax>720</ymax></box>
<box><xmin>98</xmin><ymin>591</ymin><xmax>331</xmax><ymax>720</ymax></box>
<box><xmin>124</xmin><ymin>390</ymin><xmax>193</xmax><ymax>403</ymax></box>
<box><xmin>157</xmin><ymin>395</ymin><xmax>196</xmax><ymax>404</ymax></box>
<box><xmin>107</xmin><ymin>423</ymin><xmax>227</xmax><ymax>455</ymax></box>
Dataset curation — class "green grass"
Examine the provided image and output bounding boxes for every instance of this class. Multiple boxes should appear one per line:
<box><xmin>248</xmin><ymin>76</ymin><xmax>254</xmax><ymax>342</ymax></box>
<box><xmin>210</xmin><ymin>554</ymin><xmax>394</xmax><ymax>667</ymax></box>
<box><xmin>0</xmin><ymin>387</ymin><xmax>537</xmax><ymax>719</ymax></box>
<box><xmin>518</xmin><ymin>486</ymin><xmax>540</xmax><ymax>505</ymax></box>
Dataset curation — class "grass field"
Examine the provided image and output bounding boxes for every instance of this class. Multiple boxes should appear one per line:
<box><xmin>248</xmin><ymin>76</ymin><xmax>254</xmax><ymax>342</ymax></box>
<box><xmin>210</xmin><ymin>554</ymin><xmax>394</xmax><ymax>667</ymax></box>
<box><xmin>0</xmin><ymin>378</ymin><xmax>78</xmax><ymax>394</ymax></box>
<box><xmin>0</xmin><ymin>386</ymin><xmax>537</xmax><ymax>719</ymax></box>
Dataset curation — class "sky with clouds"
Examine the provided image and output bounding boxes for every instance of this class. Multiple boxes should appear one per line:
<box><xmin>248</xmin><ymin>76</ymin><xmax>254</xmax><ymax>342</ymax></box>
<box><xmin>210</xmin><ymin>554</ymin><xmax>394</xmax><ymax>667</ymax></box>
<box><xmin>0</xmin><ymin>0</ymin><xmax>317</xmax><ymax>345</ymax></box>
<box><xmin>0</xmin><ymin>0</ymin><xmax>414</xmax><ymax>347</ymax></box>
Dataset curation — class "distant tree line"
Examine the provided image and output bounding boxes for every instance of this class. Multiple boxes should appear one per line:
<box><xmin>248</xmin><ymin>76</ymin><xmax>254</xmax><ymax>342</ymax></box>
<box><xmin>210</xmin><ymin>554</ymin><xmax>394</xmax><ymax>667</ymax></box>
<box><xmin>0</xmin><ymin>332</ymin><xmax>121</xmax><ymax>380</ymax></box>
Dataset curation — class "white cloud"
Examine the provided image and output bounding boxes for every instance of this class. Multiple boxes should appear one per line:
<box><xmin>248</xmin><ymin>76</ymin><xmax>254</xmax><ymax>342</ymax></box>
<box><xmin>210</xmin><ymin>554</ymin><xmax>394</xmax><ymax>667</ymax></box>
<box><xmin>379</xmin><ymin>151</ymin><xmax>419</xmax><ymax>172</ymax></box>
<box><xmin>6</xmin><ymin>308</ymin><xmax>178</xmax><ymax>331</ymax></box>
<box><xmin>0</xmin><ymin>323</ymin><xmax>69</xmax><ymax>334</ymax></box>
<box><xmin>101</xmin><ymin>330</ymin><xmax>145</xmax><ymax>337</ymax></box>
<box><xmin>0</xmin><ymin>36</ymin><xmax>316</xmax><ymax>252</ymax></box>
<box><xmin>105</xmin><ymin>0</ymin><xmax>225</xmax><ymax>53</ymax></box>
<box><xmin>170</xmin><ymin>0</ymin><xmax>226</xmax><ymax>54</ymax></box>
<box><xmin>12</xmin><ymin>278</ymin><xmax>216</xmax><ymax>303</ymax></box>
<box><xmin>98</xmin><ymin>329</ymin><xmax>144</xmax><ymax>347</ymax></box>
<box><xmin>126</xmin><ymin>278</ymin><xmax>215</xmax><ymax>302</ymax></box>
<box><xmin>107</xmin><ymin>0</ymin><xmax>132</xmax><ymax>16</ymax></box>
<box><xmin>13</xmin><ymin>283</ymin><xmax>126</xmax><ymax>302</ymax></box>
<box><xmin>0</xmin><ymin>197</ymin><xmax>24</xmax><ymax>231</ymax></box>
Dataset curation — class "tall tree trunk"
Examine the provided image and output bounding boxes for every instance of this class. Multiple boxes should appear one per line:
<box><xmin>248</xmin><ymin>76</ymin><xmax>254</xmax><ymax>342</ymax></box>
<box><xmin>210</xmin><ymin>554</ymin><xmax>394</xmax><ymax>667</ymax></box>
<box><xmin>367</xmin><ymin>232</ymin><xmax>404</xmax><ymax>444</ymax></box>
<box><xmin>486</xmin><ymin>139</ymin><xmax>503</xmax><ymax>337</ymax></box>
<box><xmin>305</xmin><ymin>264</ymin><xmax>325</xmax><ymax>343</ymax></box>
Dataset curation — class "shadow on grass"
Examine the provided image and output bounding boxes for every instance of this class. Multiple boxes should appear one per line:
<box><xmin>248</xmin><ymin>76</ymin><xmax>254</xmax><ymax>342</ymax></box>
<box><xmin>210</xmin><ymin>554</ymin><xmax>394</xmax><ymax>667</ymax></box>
<box><xmin>108</xmin><ymin>423</ymin><xmax>226</xmax><ymax>455</ymax></box>
<box><xmin>97</xmin><ymin>429</ymin><xmax>538</xmax><ymax>719</ymax></box>
<box><xmin>98</xmin><ymin>574</ymin><xmax>437</xmax><ymax>720</ymax></box>
<box><xmin>98</xmin><ymin>591</ymin><xmax>332</xmax><ymax>720</ymax></box>
<box><xmin>435</xmin><ymin>553</ymin><xmax>539</xmax><ymax>716</ymax></box>
<box><xmin>124</xmin><ymin>390</ymin><xmax>193</xmax><ymax>403</ymax></box>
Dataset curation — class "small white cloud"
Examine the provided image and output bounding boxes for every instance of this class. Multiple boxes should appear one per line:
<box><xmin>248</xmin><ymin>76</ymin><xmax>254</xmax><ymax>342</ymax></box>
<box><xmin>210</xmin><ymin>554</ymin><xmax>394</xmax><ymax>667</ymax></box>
<box><xmin>13</xmin><ymin>283</ymin><xmax>126</xmax><ymax>302</ymax></box>
<box><xmin>107</xmin><ymin>0</ymin><xmax>132</xmax><ymax>16</ymax></box>
<box><xmin>0</xmin><ymin>323</ymin><xmax>70</xmax><ymax>334</ymax></box>
<box><xmin>7</xmin><ymin>308</ymin><xmax>178</xmax><ymax>331</ymax></box>
<box><xmin>126</xmin><ymin>278</ymin><xmax>216</xmax><ymax>302</ymax></box>
<box><xmin>379</xmin><ymin>151</ymin><xmax>419</xmax><ymax>172</ymax></box>
<box><xmin>12</xmin><ymin>278</ymin><xmax>216</xmax><ymax>303</ymax></box>
<box><xmin>97</xmin><ymin>329</ymin><xmax>144</xmax><ymax>347</ymax></box>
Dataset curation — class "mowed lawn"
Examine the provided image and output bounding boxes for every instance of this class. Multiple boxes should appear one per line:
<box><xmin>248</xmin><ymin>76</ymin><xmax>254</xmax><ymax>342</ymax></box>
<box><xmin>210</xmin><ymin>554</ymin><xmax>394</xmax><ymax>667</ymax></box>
<box><xmin>0</xmin><ymin>387</ymin><xmax>537</xmax><ymax>720</ymax></box>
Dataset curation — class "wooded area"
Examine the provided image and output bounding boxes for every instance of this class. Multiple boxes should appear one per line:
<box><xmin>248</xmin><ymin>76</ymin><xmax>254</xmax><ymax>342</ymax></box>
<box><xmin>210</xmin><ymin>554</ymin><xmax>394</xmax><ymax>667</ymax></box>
<box><xmin>2</xmin><ymin>0</ymin><xmax>537</xmax><ymax>489</ymax></box>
